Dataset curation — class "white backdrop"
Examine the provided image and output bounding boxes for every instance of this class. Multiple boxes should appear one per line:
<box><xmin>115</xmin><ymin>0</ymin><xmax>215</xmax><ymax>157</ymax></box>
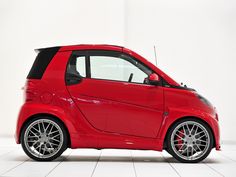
<box><xmin>0</xmin><ymin>0</ymin><xmax>235</xmax><ymax>142</ymax></box>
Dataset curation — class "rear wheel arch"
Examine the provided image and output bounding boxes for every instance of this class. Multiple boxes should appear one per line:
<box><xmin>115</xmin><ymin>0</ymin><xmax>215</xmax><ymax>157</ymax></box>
<box><xmin>19</xmin><ymin>113</ymin><xmax>71</xmax><ymax>148</ymax></box>
<box><xmin>163</xmin><ymin>116</ymin><xmax>215</xmax><ymax>149</ymax></box>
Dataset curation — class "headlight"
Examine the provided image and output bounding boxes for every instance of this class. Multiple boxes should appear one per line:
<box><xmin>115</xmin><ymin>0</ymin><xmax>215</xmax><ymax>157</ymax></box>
<box><xmin>197</xmin><ymin>94</ymin><xmax>212</xmax><ymax>107</ymax></box>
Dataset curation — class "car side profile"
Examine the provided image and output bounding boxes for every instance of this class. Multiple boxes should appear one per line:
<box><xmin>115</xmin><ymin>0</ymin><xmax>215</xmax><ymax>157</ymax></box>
<box><xmin>15</xmin><ymin>44</ymin><xmax>220</xmax><ymax>163</ymax></box>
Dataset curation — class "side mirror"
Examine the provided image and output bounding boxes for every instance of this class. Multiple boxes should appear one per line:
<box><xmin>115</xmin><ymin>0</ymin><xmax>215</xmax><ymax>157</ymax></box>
<box><xmin>148</xmin><ymin>73</ymin><xmax>160</xmax><ymax>85</ymax></box>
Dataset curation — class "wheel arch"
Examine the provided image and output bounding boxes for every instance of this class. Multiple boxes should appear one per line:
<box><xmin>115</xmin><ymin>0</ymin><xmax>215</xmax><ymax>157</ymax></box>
<box><xmin>19</xmin><ymin>113</ymin><xmax>71</xmax><ymax>148</ymax></box>
<box><xmin>163</xmin><ymin>116</ymin><xmax>215</xmax><ymax>149</ymax></box>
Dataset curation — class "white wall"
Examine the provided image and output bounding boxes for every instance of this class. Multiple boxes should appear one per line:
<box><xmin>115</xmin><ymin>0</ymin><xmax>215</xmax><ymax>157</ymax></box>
<box><xmin>0</xmin><ymin>0</ymin><xmax>236</xmax><ymax>141</ymax></box>
<box><xmin>124</xmin><ymin>0</ymin><xmax>236</xmax><ymax>142</ymax></box>
<box><xmin>0</xmin><ymin>0</ymin><xmax>125</xmax><ymax>136</ymax></box>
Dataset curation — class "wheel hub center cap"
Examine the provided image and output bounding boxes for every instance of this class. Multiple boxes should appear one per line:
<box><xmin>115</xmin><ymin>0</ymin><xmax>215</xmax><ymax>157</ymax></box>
<box><xmin>40</xmin><ymin>134</ymin><xmax>49</xmax><ymax>142</ymax></box>
<box><xmin>185</xmin><ymin>136</ymin><xmax>194</xmax><ymax>145</ymax></box>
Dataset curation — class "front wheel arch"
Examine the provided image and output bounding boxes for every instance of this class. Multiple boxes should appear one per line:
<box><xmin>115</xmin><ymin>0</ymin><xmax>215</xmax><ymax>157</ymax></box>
<box><xmin>163</xmin><ymin>116</ymin><xmax>215</xmax><ymax>150</ymax></box>
<box><xmin>19</xmin><ymin>113</ymin><xmax>71</xmax><ymax>148</ymax></box>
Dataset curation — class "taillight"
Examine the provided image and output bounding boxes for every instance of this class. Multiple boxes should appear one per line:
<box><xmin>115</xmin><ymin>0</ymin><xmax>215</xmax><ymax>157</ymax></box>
<box><xmin>25</xmin><ymin>90</ymin><xmax>35</xmax><ymax>102</ymax></box>
<box><xmin>24</xmin><ymin>80</ymin><xmax>37</xmax><ymax>102</ymax></box>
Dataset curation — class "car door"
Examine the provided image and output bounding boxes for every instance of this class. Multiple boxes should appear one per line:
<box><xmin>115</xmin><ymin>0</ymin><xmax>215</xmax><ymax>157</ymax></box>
<box><xmin>66</xmin><ymin>50</ymin><xmax>164</xmax><ymax>138</ymax></box>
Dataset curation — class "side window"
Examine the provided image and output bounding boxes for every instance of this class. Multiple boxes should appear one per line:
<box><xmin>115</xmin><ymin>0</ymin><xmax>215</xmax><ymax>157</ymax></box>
<box><xmin>76</xmin><ymin>56</ymin><xmax>86</xmax><ymax>77</ymax></box>
<box><xmin>90</xmin><ymin>54</ymin><xmax>152</xmax><ymax>84</ymax></box>
<box><xmin>67</xmin><ymin>55</ymin><xmax>86</xmax><ymax>77</ymax></box>
<box><xmin>66</xmin><ymin>50</ymin><xmax>153</xmax><ymax>85</ymax></box>
<box><xmin>66</xmin><ymin>55</ymin><xmax>86</xmax><ymax>85</ymax></box>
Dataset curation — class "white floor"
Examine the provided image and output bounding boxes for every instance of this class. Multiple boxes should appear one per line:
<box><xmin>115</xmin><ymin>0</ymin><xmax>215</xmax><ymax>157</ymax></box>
<box><xmin>0</xmin><ymin>137</ymin><xmax>235</xmax><ymax>177</ymax></box>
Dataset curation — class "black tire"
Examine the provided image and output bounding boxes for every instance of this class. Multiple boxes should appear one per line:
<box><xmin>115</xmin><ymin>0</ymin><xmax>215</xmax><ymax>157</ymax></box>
<box><xmin>21</xmin><ymin>116</ymin><xmax>68</xmax><ymax>161</ymax></box>
<box><xmin>166</xmin><ymin>118</ymin><xmax>214</xmax><ymax>163</ymax></box>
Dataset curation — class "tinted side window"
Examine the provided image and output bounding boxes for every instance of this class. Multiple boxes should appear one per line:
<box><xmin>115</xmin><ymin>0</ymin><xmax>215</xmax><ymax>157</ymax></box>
<box><xmin>27</xmin><ymin>47</ymin><xmax>60</xmax><ymax>79</ymax></box>
<box><xmin>66</xmin><ymin>54</ymin><xmax>86</xmax><ymax>85</ymax></box>
<box><xmin>67</xmin><ymin>56</ymin><xmax>86</xmax><ymax>77</ymax></box>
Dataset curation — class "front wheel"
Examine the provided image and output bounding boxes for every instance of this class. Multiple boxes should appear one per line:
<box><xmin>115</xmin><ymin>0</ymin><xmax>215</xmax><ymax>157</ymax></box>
<box><xmin>166</xmin><ymin>118</ymin><xmax>213</xmax><ymax>163</ymax></box>
<box><xmin>21</xmin><ymin>117</ymin><xmax>68</xmax><ymax>161</ymax></box>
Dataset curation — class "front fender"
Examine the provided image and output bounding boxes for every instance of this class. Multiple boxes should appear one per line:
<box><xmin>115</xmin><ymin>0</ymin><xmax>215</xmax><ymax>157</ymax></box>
<box><xmin>157</xmin><ymin>107</ymin><xmax>220</xmax><ymax>150</ymax></box>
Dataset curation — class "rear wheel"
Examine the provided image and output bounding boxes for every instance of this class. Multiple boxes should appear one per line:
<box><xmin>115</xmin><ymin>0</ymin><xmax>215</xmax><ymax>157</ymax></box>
<box><xmin>166</xmin><ymin>118</ymin><xmax>213</xmax><ymax>163</ymax></box>
<box><xmin>21</xmin><ymin>116</ymin><xmax>68</xmax><ymax>161</ymax></box>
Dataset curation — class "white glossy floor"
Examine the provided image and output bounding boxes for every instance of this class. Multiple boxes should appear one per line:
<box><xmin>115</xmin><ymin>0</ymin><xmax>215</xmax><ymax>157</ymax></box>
<box><xmin>0</xmin><ymin>137</ymin><xmax>235</xmax><ymax>177</ymax></box>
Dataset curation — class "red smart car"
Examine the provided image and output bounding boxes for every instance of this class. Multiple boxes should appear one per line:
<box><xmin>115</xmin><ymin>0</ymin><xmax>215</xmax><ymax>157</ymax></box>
<box><xmin>15</xmin><ymin>44</ymin><xmax>220</xmax><ymax>163</ymax></box>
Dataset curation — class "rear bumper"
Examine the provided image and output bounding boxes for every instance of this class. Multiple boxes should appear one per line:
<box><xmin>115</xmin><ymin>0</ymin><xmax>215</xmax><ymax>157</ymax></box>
<box><xmin>15</xmin><ymin>105</ymin><xmax>24</xmax><ymax>144</ymax></box>
<box><xmin>14</xmin><ymin>133</ymin><xmax>19</xmax><ymax>144</ymax></box>
<box><xmin>211</xmin><ymin>116</ymin><xmax>221</xmax><ymax>150</ymax></box>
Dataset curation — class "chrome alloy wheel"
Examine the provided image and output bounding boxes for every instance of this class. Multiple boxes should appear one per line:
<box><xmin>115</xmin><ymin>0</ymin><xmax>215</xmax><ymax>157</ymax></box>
<box><xmin>170</xmin><ymin>121</ymin><xmax>210</xmax><ymax>161</ymax></box>
<box><xmin>24</xmin><ymin>119</ymin><xmax>64</xmax><ymax>159</ymax></box>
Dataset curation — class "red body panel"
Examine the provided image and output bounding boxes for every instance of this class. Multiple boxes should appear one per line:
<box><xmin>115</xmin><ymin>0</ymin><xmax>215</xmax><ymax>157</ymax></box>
<box><xmin>15</xmin><ymin>44</ymin><xmax>220</xmax><ymax>151</ymax></box>
<box><xmin>67</xmin><ymin>78</ymin><xmax>164</xmax><ymax>138</ymax></box>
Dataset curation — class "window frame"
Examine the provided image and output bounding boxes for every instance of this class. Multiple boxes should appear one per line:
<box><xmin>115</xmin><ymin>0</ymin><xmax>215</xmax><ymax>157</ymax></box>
<box><xmin>88</xmin><ymin>50</ymin><xmax>153</xmax><ymax>84</ymax></box>
<box><xmin>66</xmin><ymin>50</ymin><xmax>160</xmax><ymax>86</ymax></box>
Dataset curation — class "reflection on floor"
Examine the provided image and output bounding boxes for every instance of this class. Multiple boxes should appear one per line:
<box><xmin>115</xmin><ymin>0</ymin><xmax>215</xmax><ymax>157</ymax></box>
<box><xmin>0</xmin><ymin>137</ymin><xmax>235</xmax><ymax>177</ymax></box>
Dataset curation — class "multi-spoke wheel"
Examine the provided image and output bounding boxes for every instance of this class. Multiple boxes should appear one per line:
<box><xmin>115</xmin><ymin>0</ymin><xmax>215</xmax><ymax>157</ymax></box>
<box><xmin>21</xmin><ymin>117</ymin><xmax>68</xmax><ymax>161</ymax></box>
<box><xmin>166</xmin><ymin>118</ymin><xmax>213</xmax><ymax>163</ymax></box>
